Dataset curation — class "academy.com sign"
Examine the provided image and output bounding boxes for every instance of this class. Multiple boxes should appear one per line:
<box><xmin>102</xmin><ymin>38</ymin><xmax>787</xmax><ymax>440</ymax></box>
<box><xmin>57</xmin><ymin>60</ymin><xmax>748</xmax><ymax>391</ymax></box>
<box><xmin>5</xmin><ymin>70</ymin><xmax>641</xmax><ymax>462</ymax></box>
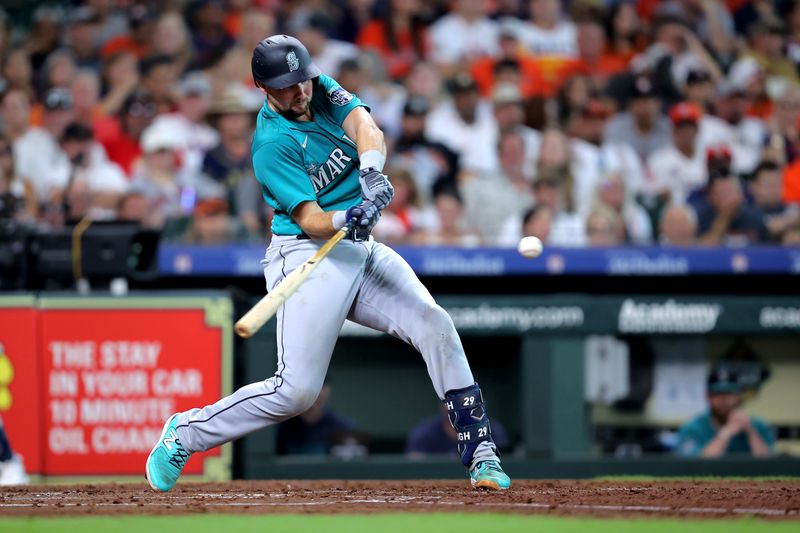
<box><xmin>618</xmin><ymin>299</ymin><xmax>722</xmax><ymax>333</ymax></box>
<box><xmin>448</xmin><ymin>304</ymin><xmax>585</xmax><ymax>331</ymax></box>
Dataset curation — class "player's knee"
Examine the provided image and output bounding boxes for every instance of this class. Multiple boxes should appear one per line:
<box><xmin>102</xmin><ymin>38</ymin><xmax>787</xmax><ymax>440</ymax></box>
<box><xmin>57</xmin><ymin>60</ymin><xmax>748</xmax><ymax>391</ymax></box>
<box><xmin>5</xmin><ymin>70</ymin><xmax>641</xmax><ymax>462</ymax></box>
<box><xmin>275</xmin><ymin>386</ymin><xmax>321</xmax><ymax>418</ymax></box>
<box><xmin>420</xmin><ymin>303</ymin><xmax>458</xmax><ymax>337</ymax></box>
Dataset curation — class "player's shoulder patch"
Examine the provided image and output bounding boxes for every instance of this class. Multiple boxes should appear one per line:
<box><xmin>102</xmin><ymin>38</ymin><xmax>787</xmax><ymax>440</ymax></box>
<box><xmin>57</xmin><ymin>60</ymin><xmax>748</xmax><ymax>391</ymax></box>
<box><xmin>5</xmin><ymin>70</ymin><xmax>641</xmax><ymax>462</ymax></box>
<box><xmin>327</xmin><ymin>87</ymin><xmax>354</xmax><ymax>106</ymax></box>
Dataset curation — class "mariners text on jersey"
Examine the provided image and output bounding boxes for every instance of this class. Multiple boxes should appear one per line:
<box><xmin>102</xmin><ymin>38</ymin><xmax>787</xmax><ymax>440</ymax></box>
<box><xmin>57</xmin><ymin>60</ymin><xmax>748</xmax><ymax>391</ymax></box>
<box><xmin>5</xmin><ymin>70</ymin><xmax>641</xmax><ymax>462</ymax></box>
<box><xmin>251</xmin><ymin>74</ymin><xmax>369</xmax><ymax>236</ymax></box>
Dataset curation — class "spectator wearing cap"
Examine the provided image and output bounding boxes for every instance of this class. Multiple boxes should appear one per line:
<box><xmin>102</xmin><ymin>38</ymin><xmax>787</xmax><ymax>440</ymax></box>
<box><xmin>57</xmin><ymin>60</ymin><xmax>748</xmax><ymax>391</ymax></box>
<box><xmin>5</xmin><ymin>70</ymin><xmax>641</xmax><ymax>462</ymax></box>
<box><xmin>425</xmin><ymin>73</ymin><xmax>498</xmax><ymax>176</ymax></box>
<box><xmin>492</xmin><ymin>83</ymin><xmax>541</xmax><ymax>178</ymax></box>
<box><xmin>658</xmin><ymin>202</ymin><xmax>699</xmax><ymax>246</ymax></box>
<box><xmin>143</xmin><ymin>72</ymin><xmax>219</xmax><ymax>178</ymax></box>
<box><xmin>356</xmin><ymin>0</ymin><xmax>430</xmax><ymax>80</ymax></box>
<box><xmin>569</xmin><ymin>99</ymin><xmax>647</xmax><ymax>219</ymax></box>
<box><xmin>605</xmin><ymin>76</ymin><xmax>672</xmax><ymax>162</ymax></box>
<box><xmin>46</xmin><ymin>122</ymin><xmax>129</xmax><ymax>222</ymax></box>
<box><xmin>94</xmin><ymin>90</ymin><xmax>157</xmax><ymax>176</ymax></box>
<box><xmin>429</xmin><ymin>0</ymin><xmax>499</xmax><ymax>75</ymax></box>
<box><xmin>693</xmin><ymin>149</ymin><xmax>768</xmax><ymax>246</ymax></box>
<box><xmin>645</xmin><ymin>102</ymin><xmax>706</xmax><ymax>207</ymax></box>
<box><xmin>131</xmin><ymin>125</ymin><xmax>224</xmax><ymax>229</ymax></box>
<box><xmin>507</xmin><ymin>0</ymin><xmax>578</xmax><ymax>58</ymax></box>
<box><xmin>714</xmin><ymin>82</ymin><xmax>767</xmax><ymax>176</ymax></box>
<box><xmin>201</xmin><ymin>87</ymin><xmax>264</xmax><ymax>237</ymax></box>
<box><xmin>743</xmin><ymin>18</ymin><xmax>800</xmax><ymax>85</ymax></box>
<box><xmin>675</xmin><ymin>367</ymin><xmax>774</xmax><ymax>458</ymax></box>
<box><xmin>393</xmin><ymin>95</ymin><xmax>459</xmax><ymax>202</ymax></box>
<box><xmin>461</xmin><ymin>130</ymin><xmax>535</xmax><ymax>243</ymax></box>
<box><xmin>101</xmin><ymin>4</ymin><xmax>156</xmax><ymax>59</ymax></box>
<box><xmin>748</xmin><ymin>161</ymin><xmax>800</xmax><ymax>242</ymax></box>
<box><xmin>291</xmin><ymin>12</ymin><xmax>359</xmax><ymax>78</ymax></box>
<box><xmin>12</xmin><ymin>88</ymin><xmax>76</xmax><ymax>206</ymax></box>
<box><xmin>679</xmin><ymin>74</ymin><xmax>739</xmax><ymax>173</ymax></box>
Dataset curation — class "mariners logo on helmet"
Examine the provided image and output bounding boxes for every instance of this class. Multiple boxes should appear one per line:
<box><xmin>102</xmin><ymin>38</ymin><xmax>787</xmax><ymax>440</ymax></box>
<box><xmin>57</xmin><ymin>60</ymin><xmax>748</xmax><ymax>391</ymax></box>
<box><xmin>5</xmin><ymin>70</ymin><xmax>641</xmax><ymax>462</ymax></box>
<box><xmin>328</xmin><ymin>88</ymin><xmax>354</xmax><ymax>106</ymax></box>
<box><xmin>286</xmin><ymin>50</ymin><xmax>300</xmax><ymax>72</ymax></box>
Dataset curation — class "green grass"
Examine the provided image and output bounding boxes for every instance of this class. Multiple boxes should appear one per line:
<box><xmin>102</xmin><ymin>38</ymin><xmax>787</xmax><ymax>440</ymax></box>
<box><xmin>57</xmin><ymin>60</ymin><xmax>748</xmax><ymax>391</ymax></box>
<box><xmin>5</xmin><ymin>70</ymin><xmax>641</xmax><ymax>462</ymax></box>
<box><xmin>1</xmin><ymin>514</ymin><xmax>796</xmax><ymax>533</ymax></box>
<box><xmin>593</xmin><ymin>475</ymin><xmax>800</xmax><ymax>482</ymax></box>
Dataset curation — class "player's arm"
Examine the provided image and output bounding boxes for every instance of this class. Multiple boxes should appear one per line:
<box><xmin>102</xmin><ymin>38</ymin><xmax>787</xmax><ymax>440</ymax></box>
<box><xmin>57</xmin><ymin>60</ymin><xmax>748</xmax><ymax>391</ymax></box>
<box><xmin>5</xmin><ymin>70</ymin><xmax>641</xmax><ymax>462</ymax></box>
<box><xmin>342</xmin><ymin>107</ymin><xmax>394</xmax><ymax>209</ymax></box>
<box><xmin>292</xmin><ymin>200</ymin><xmax>340</xmax><ymax>239</ymax></box>
<box><xmin>293</xmin><ymin>200</ymin><xmax>379</xmax><ymax>242</ymax></box>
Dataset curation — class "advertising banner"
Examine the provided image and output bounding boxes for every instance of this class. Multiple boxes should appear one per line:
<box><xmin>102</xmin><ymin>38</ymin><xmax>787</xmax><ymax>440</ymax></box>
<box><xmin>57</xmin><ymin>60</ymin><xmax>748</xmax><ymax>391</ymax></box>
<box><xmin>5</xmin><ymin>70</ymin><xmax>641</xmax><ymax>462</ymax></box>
<box><xmin>0</xmin><ymin>296</ymin><xmax>43</xmax><ymax>474</ymax></box>
<box><xmin>37</xmin><ymin>295</ymin><xmax>231</xmax><ymax>478</ymax></box>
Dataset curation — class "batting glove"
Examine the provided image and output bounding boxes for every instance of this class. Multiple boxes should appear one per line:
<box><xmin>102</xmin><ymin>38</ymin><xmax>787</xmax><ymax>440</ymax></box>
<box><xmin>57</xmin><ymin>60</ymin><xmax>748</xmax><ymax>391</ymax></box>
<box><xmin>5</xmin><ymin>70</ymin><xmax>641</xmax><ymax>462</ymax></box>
<box><xmin>345</xmin><ymin>200</ymin><xmax>380</xmax><ymax>241</ymax></box>
<box><xmin>359</xmin><ymin>167</ymin><xmax>394</xmax><ymax>210</ymax></box>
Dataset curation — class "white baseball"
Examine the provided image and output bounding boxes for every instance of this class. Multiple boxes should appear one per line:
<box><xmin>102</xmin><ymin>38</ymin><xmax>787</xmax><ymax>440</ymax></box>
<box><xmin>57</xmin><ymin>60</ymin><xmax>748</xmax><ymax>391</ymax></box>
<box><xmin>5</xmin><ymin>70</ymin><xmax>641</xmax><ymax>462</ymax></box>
<box><xmin>517</xmin><ymin>236</ymin><xmax>543</xmax><ymax>258</ymax></box>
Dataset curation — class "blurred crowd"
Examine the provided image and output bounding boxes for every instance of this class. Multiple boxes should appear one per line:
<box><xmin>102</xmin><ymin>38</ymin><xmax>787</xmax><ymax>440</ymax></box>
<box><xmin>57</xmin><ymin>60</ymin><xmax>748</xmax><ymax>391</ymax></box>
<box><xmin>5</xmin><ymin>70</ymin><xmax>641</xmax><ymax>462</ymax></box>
<box><xmin>2</xmin><ymin>0</ymin><xmax>800</xmax><ymax>247</ymax></box>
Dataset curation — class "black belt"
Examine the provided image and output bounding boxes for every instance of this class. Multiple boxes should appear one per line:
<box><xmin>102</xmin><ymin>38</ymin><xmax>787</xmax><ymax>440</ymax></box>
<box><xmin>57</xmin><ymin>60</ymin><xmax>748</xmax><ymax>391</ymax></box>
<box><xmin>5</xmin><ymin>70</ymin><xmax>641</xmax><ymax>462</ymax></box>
<box><xmin>282</xmin><ymin>232</ymin><xmax>357</xmax><ymax>241</ymax></box>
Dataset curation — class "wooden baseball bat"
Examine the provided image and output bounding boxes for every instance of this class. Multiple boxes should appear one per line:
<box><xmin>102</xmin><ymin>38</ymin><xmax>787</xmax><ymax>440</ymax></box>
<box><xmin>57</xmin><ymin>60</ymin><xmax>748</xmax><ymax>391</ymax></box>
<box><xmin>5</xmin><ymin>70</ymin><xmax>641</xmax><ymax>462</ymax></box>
<box><xmin>235</xmin><ymin>221</ymin><xmax>355</xmax><ymax>338</ymax></box>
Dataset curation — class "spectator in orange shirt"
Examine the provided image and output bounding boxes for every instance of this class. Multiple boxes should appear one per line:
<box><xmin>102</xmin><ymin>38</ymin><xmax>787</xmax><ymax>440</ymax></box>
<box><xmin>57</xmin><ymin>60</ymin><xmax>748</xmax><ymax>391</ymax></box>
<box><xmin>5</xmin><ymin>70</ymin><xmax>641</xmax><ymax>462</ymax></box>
<box><xmin>571</xmin><ymin>18</ymin><xmax>629</xmax><ymax>92</ymax></box>
<box><xmin>470</xmin><ymin>27</ymin><xmax>545</xmax><ymax>98</ymax></box>
<box><xmin>101</xmin><ymin>5</ymin><xmax>156</xmax><ymax>60</ymax></box>
<box><xmin>357</xmin><ymin>0</ymin><xmax>430</xmax><ymax>80</ymax></box>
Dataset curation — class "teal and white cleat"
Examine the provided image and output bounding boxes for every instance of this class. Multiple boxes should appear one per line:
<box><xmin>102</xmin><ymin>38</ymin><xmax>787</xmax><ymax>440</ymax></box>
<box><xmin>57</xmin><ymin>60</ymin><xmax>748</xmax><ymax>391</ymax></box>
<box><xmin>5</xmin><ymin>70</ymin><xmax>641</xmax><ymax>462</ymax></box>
<box><xmin>469</xmin><ymin>460</ymin><xmax>511</xmax><ymax>490</ymax></box>
<box><xmin>145</xmin><ymin>414</ymin><xmax>191</xmax><ymax>492</ymax></box>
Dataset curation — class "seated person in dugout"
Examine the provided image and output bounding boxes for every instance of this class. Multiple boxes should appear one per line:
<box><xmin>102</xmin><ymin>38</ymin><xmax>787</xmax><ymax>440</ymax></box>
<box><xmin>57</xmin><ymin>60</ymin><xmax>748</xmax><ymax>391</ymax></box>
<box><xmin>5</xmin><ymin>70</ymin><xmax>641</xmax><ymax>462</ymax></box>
<box><xmin>675</xmin><ymin>367</ymin><xmax>775</xmax><ymax>457</ymax></box>
<box><xmin>275</xmin><ymin>380</ymin><xmax>366</xmax><ymax>458</ymax></box>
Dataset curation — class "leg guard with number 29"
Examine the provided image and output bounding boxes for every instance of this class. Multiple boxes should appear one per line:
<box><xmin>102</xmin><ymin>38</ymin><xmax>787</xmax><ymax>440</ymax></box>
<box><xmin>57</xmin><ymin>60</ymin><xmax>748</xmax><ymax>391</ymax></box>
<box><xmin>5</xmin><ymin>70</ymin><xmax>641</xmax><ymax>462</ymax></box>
<box><xmin>444</xmin><ymin>383</ymin><xmax>495</xmax><ymax>467</ymax></box>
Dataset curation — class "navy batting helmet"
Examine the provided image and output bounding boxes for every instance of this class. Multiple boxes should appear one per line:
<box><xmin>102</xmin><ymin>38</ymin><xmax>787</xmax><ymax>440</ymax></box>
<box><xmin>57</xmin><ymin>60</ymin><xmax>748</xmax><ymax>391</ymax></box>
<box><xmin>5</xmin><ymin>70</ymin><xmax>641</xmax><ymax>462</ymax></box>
<box><xmin>251</xmin><ymin>35</ymin><xmax>321</xmax><ymax>90</ymax></box>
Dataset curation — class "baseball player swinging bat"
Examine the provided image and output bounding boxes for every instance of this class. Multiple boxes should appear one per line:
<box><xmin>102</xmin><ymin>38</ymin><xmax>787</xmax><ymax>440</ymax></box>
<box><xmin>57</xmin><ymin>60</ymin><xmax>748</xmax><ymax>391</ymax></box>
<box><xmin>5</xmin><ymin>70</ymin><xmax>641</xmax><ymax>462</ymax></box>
<box><xmin>145</xmin><ymin>34</ymin><xmax>510</xmax><ymax>494</ymax></box>
<box><xmin>234</xmin><ymin>219</ymin><xmax>355</xmax><ymax>338</ymax></box>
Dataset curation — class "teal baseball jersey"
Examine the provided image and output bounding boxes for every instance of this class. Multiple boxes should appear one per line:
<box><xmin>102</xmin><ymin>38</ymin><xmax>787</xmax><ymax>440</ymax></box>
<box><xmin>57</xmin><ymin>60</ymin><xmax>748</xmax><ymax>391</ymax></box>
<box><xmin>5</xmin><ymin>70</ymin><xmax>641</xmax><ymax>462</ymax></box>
<box><xmin>675</xmin><ymin>411</ymin><xmax>775</xmax><ymax>456</ymax></box>
<box><xmin>251</xmin><ymin>74</ymin><xmax>368</xmax><ymax>235</ymax></box>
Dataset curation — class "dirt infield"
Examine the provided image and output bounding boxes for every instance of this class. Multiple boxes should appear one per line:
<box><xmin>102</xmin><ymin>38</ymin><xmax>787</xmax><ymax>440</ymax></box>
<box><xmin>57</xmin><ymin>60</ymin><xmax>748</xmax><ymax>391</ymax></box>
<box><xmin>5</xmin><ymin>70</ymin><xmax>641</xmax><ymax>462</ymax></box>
<box><xmin>1</xmin><ymin>480</ymin><xmax>799</xmax><ymax>520</ymax></box>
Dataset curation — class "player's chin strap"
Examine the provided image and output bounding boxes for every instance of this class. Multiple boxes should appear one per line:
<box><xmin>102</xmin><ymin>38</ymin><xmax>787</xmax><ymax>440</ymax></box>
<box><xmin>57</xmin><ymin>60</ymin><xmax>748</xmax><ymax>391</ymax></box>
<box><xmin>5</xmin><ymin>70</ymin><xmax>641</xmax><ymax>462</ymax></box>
<box><xmin>443</xmin><ymin>383</ymin><xmax>495</xmax><ymax>468</ymax></box>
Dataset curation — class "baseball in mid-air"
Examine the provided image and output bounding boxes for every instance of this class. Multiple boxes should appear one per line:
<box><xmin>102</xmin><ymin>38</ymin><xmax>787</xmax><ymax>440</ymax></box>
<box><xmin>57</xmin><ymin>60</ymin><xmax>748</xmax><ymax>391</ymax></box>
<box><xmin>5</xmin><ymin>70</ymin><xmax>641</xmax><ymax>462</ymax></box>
<box><xmin>517</xmin><ymin>236</ymin><xmax>543</xmax><ymax>258</ymax></box>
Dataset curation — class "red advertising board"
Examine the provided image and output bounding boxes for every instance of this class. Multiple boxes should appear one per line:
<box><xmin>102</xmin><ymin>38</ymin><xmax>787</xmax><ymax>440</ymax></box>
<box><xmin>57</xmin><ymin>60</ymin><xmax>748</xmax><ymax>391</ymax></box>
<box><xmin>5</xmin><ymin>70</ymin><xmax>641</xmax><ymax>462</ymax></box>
<box><xmin>37</xmin><ymin>297</ymin><xmax>231</xmax><ymax>477</ymax></box>
<box><xmin>0</xmin><ymin>297</ymin><xmax>43</xmax><ymax>474</ymax></box>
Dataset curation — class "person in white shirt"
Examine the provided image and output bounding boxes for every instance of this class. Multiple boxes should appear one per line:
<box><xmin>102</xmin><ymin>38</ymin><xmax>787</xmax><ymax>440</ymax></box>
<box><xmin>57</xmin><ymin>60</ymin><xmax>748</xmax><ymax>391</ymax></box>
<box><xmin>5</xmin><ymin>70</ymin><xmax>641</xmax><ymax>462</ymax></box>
<box><xmin>142</xmin><ymin>73</ymin><xmax>219</xmax><ymax>179</ymax></box>
<box><xmin>568</xmin><ymin>100</ymin><xmax>647</xmax><ymax>216</ymax></box>
<box><xmin>461</xmin><ymin>130</ymin><xmax>535</xmax><ymax>243</ymax></box>
<box><xmin>492</xmin><ymin>83</ymin><xmax>541</xmax><ymax>180</ymax></box>
<box><xmin>425</xmin><ymin>72</ymin><xmax>498</xmax><ymax>176</ymax></box>
<box><xmin>429</xmin><ymin>0</ymin><xmax>500</xmax><ymax>70</ymax></box>
<box><xmin>48</xmin><ymin>122</ymin><xmax>129</xmax><ymax>222</ymax></box>
<box><xmin>12</xmin><ymin>88</ymin><xmax>76</xmax><ymax>206</ymax></box>
<box><xmin>604</xmin><ymin>76</ymin><xmax>673</xmax><ymax>162</ymax></box>
<box><xmin>713</xmin><ymin>84</ymin><xmax>767</xmax><ymax>175</ymax></box>
<box><xmin>505</xmin><ymin>0</ymin><xmax>577</xmax><ymax>58</ymax></box>
<box><xmin>498</xmin><ymin>170</ymin><xmax>587</xmax><ymax>248</ymax></box>
<box><xmin>645</xmin><ymin>101</ymin><xmax>708</xmax><ymax>205</ymax></box>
